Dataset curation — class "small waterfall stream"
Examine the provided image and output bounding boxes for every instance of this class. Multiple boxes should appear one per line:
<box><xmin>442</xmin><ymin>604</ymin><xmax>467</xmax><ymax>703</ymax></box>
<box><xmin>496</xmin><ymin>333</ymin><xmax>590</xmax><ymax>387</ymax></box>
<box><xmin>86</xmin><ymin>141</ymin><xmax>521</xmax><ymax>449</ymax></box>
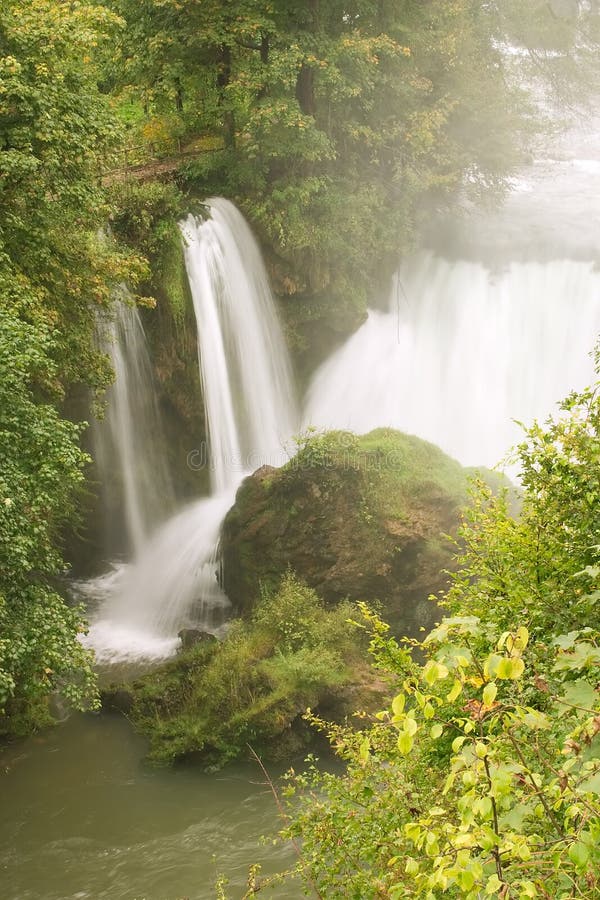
<box><xmin>83</xmin><ymin>200</ymin><xmax>297</xmax><ymax>663</ymax></box>
<box><xmin>94</xmin><ymin>300</ymin><xmax>175</xmax><ymax>557</ymax></box>
<box><xmin>181</xmin><ymin>198</ymin><xmax>297</xmax><ymax>491</ymax></box>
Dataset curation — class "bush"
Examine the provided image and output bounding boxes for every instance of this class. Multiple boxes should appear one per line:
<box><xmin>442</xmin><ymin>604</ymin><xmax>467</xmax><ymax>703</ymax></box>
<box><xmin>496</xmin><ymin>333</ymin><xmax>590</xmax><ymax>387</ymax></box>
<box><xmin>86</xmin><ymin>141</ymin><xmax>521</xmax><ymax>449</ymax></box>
<box><xmin>125</xmin><ymin>573</ymin><xmax>364</xmax><ymax>767</ymax></box>
<box><xmin>278</xmin><ymin>364</ymin><xmax>600</xmax><ymax>898</ymax></box>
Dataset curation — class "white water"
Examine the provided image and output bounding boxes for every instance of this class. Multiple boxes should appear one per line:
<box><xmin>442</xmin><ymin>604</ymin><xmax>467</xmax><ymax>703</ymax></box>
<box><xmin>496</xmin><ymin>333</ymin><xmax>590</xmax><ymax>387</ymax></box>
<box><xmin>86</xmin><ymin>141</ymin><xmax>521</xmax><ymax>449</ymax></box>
<box><xmin>95</xmin><ymin>301</ymin><xmax>174</xmax><ymax>556</ymax></box>
<box><xmin>84</xmin><ymin>201</ymin><xmax>297</xmax><ymax>663</ymax></box>
<box><xmin>305</xmin><ymin>254</ymin><xmax>600</xmax><ymax>470</ymax></box>
<box><xmin>181</xmin><ymin>199</ymin><xmax>297</xmax><ymax>490</ymax></box>
<box><xmin>306</xmin><ymin>112</ymin><xmax>600</xmax><ymax>472</ymax></box>
<box><xmin>80</xmin><ymin>493</ymin><xmax>234</xmax><ymax>663</ymax></box>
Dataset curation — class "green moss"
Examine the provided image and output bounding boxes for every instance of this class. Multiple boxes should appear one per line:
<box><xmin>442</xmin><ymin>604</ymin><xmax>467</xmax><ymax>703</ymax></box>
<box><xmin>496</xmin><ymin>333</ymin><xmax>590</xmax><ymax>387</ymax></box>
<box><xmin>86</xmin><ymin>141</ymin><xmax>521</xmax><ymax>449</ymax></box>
<box><xmin>222</xmin><ymin>428</ymin><xmax>482</xmax><ymax>633</ymax></box>
<box><xmin>122</xmin><ymin>574</ymin><xmax>371</xmax><ymax>768</ymax></box>
<box><xmin>154</xmin><ymin>228</ymin><xmax>190</xmax><ymax>324</ymax></box>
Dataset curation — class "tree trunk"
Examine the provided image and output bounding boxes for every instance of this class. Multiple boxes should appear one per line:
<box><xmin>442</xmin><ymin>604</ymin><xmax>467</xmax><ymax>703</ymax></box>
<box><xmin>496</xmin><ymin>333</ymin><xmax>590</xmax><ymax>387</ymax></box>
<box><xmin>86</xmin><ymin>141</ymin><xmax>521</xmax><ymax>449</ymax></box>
<box><xmin>216</xmin><ymin>45</ymin><xmax>235</xmax><ymax>149</ymax></box>
<box><xmin>296</xmin><ymin>63</ymin><xmax>316</xmax><ymax>116</ymax></box>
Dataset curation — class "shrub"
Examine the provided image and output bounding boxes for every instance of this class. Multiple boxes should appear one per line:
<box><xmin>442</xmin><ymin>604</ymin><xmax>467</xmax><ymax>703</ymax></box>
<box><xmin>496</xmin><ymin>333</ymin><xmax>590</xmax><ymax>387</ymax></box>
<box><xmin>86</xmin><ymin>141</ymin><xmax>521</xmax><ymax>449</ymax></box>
<box><xmin>126</xmin><ymin>573</ymin><xmax>363</xmax><ymax>767</ymax></box>
<box><xmin>279</xmin><ymin>362</ymin><xmax>600</xmax><ymax>898</ymax></box>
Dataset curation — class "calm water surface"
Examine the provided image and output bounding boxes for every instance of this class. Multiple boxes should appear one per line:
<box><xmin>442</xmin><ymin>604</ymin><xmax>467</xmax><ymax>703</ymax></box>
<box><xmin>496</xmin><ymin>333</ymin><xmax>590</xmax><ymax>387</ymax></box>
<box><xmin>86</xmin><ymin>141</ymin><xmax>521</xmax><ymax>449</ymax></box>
<box><xmin>0</xmin><ymin>713</ymin><xmax>301</xmax><ymax>900</ymax></box>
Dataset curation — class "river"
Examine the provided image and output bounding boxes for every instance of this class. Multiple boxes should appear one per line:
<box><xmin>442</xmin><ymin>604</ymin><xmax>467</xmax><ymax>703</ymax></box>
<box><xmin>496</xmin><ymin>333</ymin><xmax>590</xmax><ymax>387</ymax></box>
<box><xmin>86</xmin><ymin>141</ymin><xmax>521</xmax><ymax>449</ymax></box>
<box><xmin>0</xmin><ymin>714</ymin><xmax>299</xmax><ymax>900</ymax></box>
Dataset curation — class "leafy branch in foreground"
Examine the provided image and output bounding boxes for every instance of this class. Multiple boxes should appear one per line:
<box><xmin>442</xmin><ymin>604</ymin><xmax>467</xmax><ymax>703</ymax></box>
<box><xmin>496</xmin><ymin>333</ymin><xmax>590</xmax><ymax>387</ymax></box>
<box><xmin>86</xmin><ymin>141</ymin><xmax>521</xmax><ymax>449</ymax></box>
<box><xmin>282</xmin><ymin>612</ymin><xmax>600</xmax><ymax>899</ymax></box>
<box><xmin>279</xmin><ymin>363</ymin><xmax>600</xmax><ymax>899</ymax></box>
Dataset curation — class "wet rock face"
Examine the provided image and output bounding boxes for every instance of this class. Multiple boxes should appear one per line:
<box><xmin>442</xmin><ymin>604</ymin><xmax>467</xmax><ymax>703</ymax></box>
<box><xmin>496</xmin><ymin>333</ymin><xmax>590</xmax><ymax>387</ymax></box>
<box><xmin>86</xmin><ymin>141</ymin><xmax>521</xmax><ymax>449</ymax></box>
<box><xmin>177</xmin><ymin>628</ymin><xmax>217</xmax><ymax>651</ymax></box>
<box><xmin>220</xmin><ymin>429</ymin><xmax>473</xmax><ymax>634</ymax></box>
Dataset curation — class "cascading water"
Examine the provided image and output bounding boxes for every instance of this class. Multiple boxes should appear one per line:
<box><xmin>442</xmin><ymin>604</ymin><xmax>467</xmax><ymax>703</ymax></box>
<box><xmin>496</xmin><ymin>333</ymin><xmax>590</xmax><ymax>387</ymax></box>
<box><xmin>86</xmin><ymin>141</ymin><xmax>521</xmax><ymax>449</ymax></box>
<box><xmin>83</xmin><ymin>200</ymin><xmax>297</xmax><ymax>663</ymax></box>
<box><xmin>305</xmin><ymin>255</ymin><xmax>600</xmax><ymax>469</ymax></box>
<box><xmin>94</xmin><ymin>300</ymin><xmax>175</xmax><ymax>557</ymax></box>
<box><xmin>306</xmin><ymin>115</ymin><xmax>600</xmax><ymax>471</ymax></box>
<box><xmin>180</xmin><ymin>198</ymin><xmax>297</xmax><ymax>490</ymax></box>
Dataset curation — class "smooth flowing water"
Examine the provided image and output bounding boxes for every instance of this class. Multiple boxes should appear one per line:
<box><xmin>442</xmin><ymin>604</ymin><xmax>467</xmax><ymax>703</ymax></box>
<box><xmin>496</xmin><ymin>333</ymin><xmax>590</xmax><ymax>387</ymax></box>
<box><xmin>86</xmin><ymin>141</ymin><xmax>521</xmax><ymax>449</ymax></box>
<box><xmin>305</xmin><ymin>254</ymin><xmax>600</xmax><ymax>469</ymax></box>
<box><xmin>0</xmin><ymin>715</ymin><xmax>298</xmax><ymax>900</ymax></box>
<box><xmin>84</xmin><ymin>199</ymin><xmax>297</xmax><ymax>664</ymax></box>
<box><xmin>94</xmin><ymin>300</ymin><xmax>175</xmax><ymax>557</ymax></box>
<box><xmin>181</xmin><ymin>199</ymin><xmax>297</xmax><ymax>492</ymax></box>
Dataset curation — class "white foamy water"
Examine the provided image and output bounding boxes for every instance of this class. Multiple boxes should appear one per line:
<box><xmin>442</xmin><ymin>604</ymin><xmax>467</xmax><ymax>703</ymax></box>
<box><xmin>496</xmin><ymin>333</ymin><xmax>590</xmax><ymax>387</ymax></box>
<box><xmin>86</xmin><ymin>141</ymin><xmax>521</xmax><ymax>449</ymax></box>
<box><xmin>81</xmin><ymin>492</ymin><xmax>235</xmax><ymax>663</ymax></box>
<box><xmin>83</xmin><ymin>200</ymin><xmax>297</xmax><ymax>663</ymax></box>
<box><xmin>305</xmin><ymin>253</ymin><xmax>600</xmax><ymax>471</ymax></box>
<box><xmin>307</xmin><ymin>109</ymin><xmax>600</xmax><ymax>471</ymax></box>
<box><xmin>181</xmin><ymin>199</ymin><xmax>297</xmax><ymax>492</ymax></box>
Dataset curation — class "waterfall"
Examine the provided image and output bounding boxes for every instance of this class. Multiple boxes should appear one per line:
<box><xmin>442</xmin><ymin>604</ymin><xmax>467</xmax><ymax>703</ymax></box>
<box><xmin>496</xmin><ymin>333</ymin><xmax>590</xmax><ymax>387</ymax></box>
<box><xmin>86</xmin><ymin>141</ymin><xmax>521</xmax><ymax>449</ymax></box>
<box><xmin>305</xmin><ymin>254</ymin><xmax>600</xmax><ymax>470</ymax></box>
<box><xmin>306</xmin><ymin>114</ymin><xmax>600</xmax><ymax>472</ymax></box>
<box><xmin>83</xmin><ymin>200</ymin><xmax>297</xmax><ymax>663</ymax></box>
<box><xmin>94</xmin><ymin>301</ymin><xmax>175</xmax><ymax>557</ymax></box>
<box><xmin>181</xmin><ymin>198</ymin><xmax>297</xmax><ymax>490</ymax></box>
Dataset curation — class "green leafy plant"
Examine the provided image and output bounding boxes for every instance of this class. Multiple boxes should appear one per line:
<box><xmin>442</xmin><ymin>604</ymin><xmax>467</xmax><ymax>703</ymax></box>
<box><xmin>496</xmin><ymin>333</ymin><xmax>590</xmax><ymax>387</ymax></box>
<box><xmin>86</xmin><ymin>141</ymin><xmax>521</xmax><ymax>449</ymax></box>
<box><xmin>280</xmin><ymin>365</ymin><xmax>600</xmax><ymax>899</ymax></box>
<box><xmin>125</xmin><ymin>573</ymin><xmax>365</xmax><ymax>767</ymax></box>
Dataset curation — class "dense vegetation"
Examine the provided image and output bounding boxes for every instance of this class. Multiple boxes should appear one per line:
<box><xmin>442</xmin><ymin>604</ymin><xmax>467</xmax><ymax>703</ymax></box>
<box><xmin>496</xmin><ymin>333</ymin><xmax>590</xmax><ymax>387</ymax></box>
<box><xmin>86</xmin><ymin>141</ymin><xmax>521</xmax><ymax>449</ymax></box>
<box><xmin>0</xmin><ymin>0</ymin><xmax>148</xmax><ymax>733</ymax></box>
<box><xmin>2</xmin><ymin>0</ymin><xmax>600</xmax><ymax>895</ymax></box>
<box><xmin>119</xmin><ymin>573</ymin><xmax>370</xmax><ymax>767</ymax></box>
<box><xmin>257</xmin><ymin>369</ymin><xmax>600</xmax><ymax>898</ymax></box>
<box><xmin>1</xmin><ymin>0</ymin><xmax>598</xmax><ymax>754</ymax></box>
<box><xmin>105</xmin><ymin>0</ymin><xmax>531</xmax><ymax>345</ymax></box>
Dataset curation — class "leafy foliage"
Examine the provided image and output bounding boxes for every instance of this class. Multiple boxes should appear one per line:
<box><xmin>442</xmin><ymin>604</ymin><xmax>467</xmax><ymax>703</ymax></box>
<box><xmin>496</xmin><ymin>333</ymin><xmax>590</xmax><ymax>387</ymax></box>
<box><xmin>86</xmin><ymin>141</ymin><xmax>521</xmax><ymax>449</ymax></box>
<box><xmin>0</xmin><ymin>0</ymin><xmax>149</xmax><ymax>733</ymax></box>
<box><xmin>100</xmin><ymin>0</ymin><xmax>533</xmax><ymax>336</ymax></box>
<box><xmin>125</xmin><ymin>573</ymin><xmax>364</xmax><ymax>767</ymax></box>
<box><xmin>279</xmin><ymin>369</ymin><xmax>600</xmax><ymax>898</ymax></box>
<box><xmin>0</xmin><ymin>308</ymin><xmax>98</xmax><ymax>732</ymax></box>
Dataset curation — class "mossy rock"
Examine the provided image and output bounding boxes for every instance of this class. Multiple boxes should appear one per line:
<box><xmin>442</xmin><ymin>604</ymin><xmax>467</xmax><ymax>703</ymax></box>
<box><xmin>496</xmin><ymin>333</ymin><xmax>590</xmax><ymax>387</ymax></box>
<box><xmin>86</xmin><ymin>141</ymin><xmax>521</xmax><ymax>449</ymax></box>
<box><xmin>221</xmin><ymin>429</ymin><xmax>494</xmax><ymax>634</ymax></box>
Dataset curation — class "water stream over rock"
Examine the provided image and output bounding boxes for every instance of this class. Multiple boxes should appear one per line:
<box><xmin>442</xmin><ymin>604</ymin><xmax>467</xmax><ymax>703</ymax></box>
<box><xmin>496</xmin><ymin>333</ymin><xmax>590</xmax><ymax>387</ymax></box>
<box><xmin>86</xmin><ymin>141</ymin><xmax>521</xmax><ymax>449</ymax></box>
<box><xmin>83</xmin><ymin>200</ymin><xmax>298</xmax><ymax>664</ymax></box>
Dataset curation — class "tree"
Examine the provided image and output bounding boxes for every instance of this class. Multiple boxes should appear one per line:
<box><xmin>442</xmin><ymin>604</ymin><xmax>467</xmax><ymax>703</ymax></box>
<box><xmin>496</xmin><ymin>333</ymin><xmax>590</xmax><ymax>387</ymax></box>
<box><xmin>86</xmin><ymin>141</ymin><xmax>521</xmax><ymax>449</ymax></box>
<box><xmin>0</xmin><ymin>0</ymin><xmax>147</xmax><ymax>732</ymax></box>
<box><xmin>0</xmin><ymin>306</ymin><xmax>97</xmax><ymax>732</ymax></box>
<box><xmin>100</xmin><ymin>0</ymin><xmax>530</xmax><ymax>336</ymax></box>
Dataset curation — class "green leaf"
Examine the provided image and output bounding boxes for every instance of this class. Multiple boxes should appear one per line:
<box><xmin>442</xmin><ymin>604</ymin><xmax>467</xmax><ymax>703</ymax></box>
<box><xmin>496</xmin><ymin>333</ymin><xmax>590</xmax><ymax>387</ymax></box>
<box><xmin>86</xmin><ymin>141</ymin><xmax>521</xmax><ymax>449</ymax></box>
<box><xmin>483</xmin><ymin>681</ymin><xmax>498</xmax><ymax>706</ymax></box>
<box><xmin>423</xmin><ymin>660</ymin><xmax>449</xmax><ymax>686</ymax></box>
<box><xmin>397</xmin><ymin>731</ymin><xmax>414</xmax><ymax>755</ymax></box>
<box><xmin>553</xmin><ymin>632</ymin><xmax>581</xmax><ymax>650</ymax></box>
<box><xmin>485</xmin><ymin>874</ymin><xmax>503</xmax><ymax>895</ymax></box>
<box><xmin>556</xmin><ymin>679</ymin><xmax>597</xmax><ymax>712</ymax></box>
<box><xmin>447</xmin><ymin>679</ymin><xmax>463</xmax><ymax>702</ymax></box>
<box><xmin>457</xmin><ymin>869</ymin><xmax>475</xmax><ymax>891</ymax></box>
<box><xmin>496</xmin><ymin>657</ymin><xmax>525</xmax><ymax>680</ymax></box>
<box><xmin>430</xmin><ymin>723</ymin><xmax>443</xmax><ymax>739</ymax></box>
<box><xmin>484</xmin><ymin>653</ymin><xmax>503</xmax><ymax>679</ymax></box>
<box><xmin>391</xmin><ymin>693</ymin><xmax>406</xmax><ymax>717</ymax></box>
<box><xmin>404</xmin><ymin>717</ymin><xmax>418</xmax><ymax>737</ymax></box>
<box><xmin>568</xmin><ymin>841</ymin><xmax>590</xmax><ymax>868</ymax></box>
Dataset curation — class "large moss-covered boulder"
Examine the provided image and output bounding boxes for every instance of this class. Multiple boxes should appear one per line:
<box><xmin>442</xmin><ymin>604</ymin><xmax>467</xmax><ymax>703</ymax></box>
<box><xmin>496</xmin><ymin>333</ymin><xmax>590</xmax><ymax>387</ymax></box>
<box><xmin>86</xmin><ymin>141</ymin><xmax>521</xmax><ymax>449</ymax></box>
<box><xmin>221</xmin><ymin>429</ymin><xmax>477</xmax><ymax>633</ymax></box>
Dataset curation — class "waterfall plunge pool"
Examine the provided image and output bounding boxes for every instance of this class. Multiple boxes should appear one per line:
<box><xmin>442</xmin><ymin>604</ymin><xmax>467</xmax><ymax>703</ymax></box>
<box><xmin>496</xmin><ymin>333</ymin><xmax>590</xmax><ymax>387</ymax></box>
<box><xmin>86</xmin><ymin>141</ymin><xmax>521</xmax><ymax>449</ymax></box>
<box><xmin>0</xmin><ymin>713</ymin><xmax>300</xmax><ymax>900</ymax></box>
